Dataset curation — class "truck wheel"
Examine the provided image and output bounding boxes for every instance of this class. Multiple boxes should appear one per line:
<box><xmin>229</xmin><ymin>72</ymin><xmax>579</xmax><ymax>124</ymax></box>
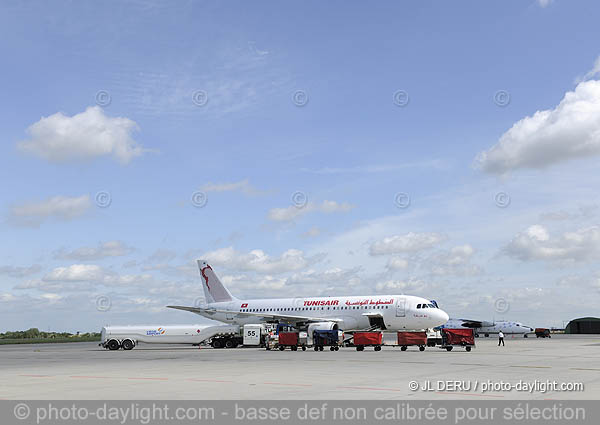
<box><xmin>446</xmin><ymin>346</ymin><xmax>453</xmax><ymax>351</ymax></box>
<box><xmin>319</xmin><ymin>346</ymin><xmax>324</xmax><ymax>351</ymax></box>
<box><xmin>466</xmin><ymin>346</ymin><xmax>472</xmax><ymax>352</ymax></box>
<box><xmin>314</xmin><ymin>346</ymin><xmax>319</xmax><ymax>351</ymax></box>
<box><xmin>334</xmin><ymin>346</ymin><xmax>339</xmax><ymax>351</ymax></box>
<box><xmin>523</xmin><ymin>335</ymin><xmax>528</xmax><ymax>338</ymax></box>
<box><xmin>419</xmin><ymin>346</ymin><xmax>425</xmax><ymax>352</ymax></box>
<box><xmin>107</xmin><ymin>339</ymin><xmax>120</xmax><ymax>351</ymax></box>
<box><xmin>302</xmin><ymin>346</ymin><xmax>306</xmax><ymax>351</ymax></box>
<box><xmin>330</xmin><ymin>346</ymin><xmax>335</xmax><ymax>351</ymax></box>
<box><xmin>291</xmin><ymin>346</ymin><xmax>298</xmax><ymax>351</ymax></box>
<box><xmin>374</xmin><ymin>346</ymin><xmax>381</xmax><ymax>351</ymax></box>
<box><xmin>122</xmin><ymin>339</ymin><xmax>135</xmax><ymax>351</ymax></box>
<box><xmin>224</xmin><ymin>339</ymin><xmax>235</xmax><ymax>349</ymax></box>
<box><xmin>279</xmin><ymin>345</ymin><xmax>285</xmax><ymax>351</ymax></box>
<box><xmin>212</xmin><ymin>339</ymin><xmax>223</xmax><ymax>349</ymax></box>
<box><xmin>401</xmin><ymin>346</ymin><xmax>407</xmax><ymax>351</ymax></box>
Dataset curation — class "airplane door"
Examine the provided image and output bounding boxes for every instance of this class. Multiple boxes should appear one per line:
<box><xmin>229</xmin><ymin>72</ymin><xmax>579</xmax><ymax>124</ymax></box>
<box><xmin>396</xmin><ymin>298</ymin><xmax>406</xmax><ymax>317</ymax></box>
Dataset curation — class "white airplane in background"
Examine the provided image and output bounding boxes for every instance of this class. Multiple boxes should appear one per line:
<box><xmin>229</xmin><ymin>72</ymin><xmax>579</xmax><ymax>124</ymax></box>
<box><xmin>168</xmin><ymin>260</ymin><xmax>449</xmax><ymax>332</ymax></box>
<box><xmin>441</xmin><ymin>318</ymin><xmax>534</xmax><ymax>337</ymax></box>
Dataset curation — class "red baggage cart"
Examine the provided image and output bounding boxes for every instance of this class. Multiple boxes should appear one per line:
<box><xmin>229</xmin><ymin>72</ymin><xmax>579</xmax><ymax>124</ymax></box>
<box><xmin>397</xmin><ymin>331</ymin><xmax>428</xmax><ymax>351</ymax></box>
<box><xmin>278</xmin><ymin>332</ymin><xmax>299</xmax><ymax>351</ymax></box>
<box><xmin>353</xmin><ymin>331</ymin><xmax>383</xmax><ymax>351</ymax></box>
<box><xmin>440</xmin><ymin>328</ymin><xmax>475</xmax><ymax>351</ymax></box>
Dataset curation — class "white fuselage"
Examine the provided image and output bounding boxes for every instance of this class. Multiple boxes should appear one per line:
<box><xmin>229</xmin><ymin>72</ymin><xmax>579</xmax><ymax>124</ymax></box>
<box><xmin>197</xmin><ymin>295</ymin><xmax>449</xmax><ymax>331</ymax></box>
<box><xmin>443</xmin><ymin>319</ymin><xmax>534</xmax><ymax>335</ymax></box>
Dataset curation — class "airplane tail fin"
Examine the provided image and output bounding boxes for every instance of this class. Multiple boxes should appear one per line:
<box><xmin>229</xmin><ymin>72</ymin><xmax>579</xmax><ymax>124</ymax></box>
<box><xmin>197</xmin><ymin>260</ymin><xmax>236</xmax><ymax>304</ymax></box>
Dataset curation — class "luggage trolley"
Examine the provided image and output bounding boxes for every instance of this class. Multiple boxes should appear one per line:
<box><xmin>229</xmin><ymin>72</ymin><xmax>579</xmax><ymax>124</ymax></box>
<box><xmin>440</xmin><ymin>328</ymin><xmax>475</xmax><ymax>352</ymax></box>
<box><xmin>397</xmin><ymin>331</ymin><xmax>428</xmax><ymax>351</ymax></box>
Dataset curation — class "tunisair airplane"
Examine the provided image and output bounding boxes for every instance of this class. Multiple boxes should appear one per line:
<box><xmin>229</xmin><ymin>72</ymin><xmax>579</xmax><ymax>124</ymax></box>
<box><xmin>168</xmin><ymin>261</ymin><xmax>449</xmax><ymax>332</ymax></box>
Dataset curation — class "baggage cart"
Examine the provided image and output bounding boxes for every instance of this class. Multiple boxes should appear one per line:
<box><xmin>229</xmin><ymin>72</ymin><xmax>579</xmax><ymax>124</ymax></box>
<box><xmin>397</xmin><ymin>331</ymin><xmax>428</xmax><ymax>351</ymax></box>
<box><xmin>353</xmin><ymin>331</ymin><xmax>383</xmax><ymax>351</ymax></box>
<box><xmin>313</xmin><ymin>330</ymin><xmax>339</xmax><ymax>351</ymax></box>
<box><xmin>440</xmin><ymin>328</ymin><xmax>475</xmax><ymax>351</ymax></box>
<box><xmin>278</xmin><ymin>332</ymin><xmax>300</xmax><ymax>351</ymax></box>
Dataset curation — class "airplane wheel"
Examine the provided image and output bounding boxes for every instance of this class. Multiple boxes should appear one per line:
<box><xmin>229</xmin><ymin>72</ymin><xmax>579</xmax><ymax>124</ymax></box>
<box><xmin>401</xmin><ymin>346</ymin><xmax>407</xmax><ymax>351</ymax></box>
<box><xmin>524</xmin><ymin>335</ymin><xmax>528</xmax><ymax>338</ymax></box>
<box><xmin>446</xmin><ymin>346</ymin><xmax>453</xmax><ymax>351</ymax></box>
<box><xmin>466</xmin><ymin>346</ymin><xmax>472</xmax><ymax>352</ymax></box>
<box><xmin>484</xmin><ymin>333</ymin><xmax>489</xmax><ymax>337</ymax></box>
<box><xmin>419</xmin><ymin>346</ymin><xmax>425</xmax><ymax>352</ymax></box>
<box><xmin>107</xmin><ymin>339</ymin><xmax>120</xmax><ymax>351</ymax></box>
<box><xmin>225</xmin><ymin>339</ymin><xmax>235</xmax><ymax>349</ymax></box>
<box><xmin>121</xmin><ymin>339</ymin><xmax>135</xmax><ymax>351</ymax></box>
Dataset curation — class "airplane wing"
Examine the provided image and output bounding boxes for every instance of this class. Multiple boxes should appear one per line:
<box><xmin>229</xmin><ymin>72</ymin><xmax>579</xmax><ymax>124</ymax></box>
<box><xmin>454</xmin><ymin>319</ymin><xmax>493</xmax><ymax>328</ymax></box>
<box><xmin>167</xmin><ymin>305</ymin><xmax>343</xmax><ymax>325</ymax></box>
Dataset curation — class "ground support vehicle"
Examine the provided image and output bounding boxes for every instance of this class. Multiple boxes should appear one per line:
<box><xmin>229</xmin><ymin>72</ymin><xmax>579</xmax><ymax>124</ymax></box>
<box><xmin>440</xmin><ymin>328</ymin><xmax>475</xmax><ymax>352</ymax></box>
<box><xmin>397</xmin><ymin>331</ymin><xmax>428</xmax><ymax>351</ymax></box>
<box><xmin>353</xmin><ymin>331</ymin><xmax>383</xmax><ymax>351</ymax></box>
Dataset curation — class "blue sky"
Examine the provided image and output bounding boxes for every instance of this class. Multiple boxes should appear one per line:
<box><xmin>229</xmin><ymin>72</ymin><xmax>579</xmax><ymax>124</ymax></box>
<box><xmin>2</xmin><ymin>0</ymin><xmax>600</xmax><ymax>332</ymax></box>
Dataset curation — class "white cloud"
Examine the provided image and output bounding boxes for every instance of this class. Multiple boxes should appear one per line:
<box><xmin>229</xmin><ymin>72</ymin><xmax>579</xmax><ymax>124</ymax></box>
<box><xmin>301</xmin><ymin>226</ymin><xmax>322</xmax><ymax>238</ymax></box>
<box><xmin>203</xmin><ymin>247</ymin><xmax>322</xmax><ymax>274</ymax></box>
<box><xmin>369</xmin><ymin>232</ymin><xmax>445</xmax><ymax>255</ymax></box>
<box><xmin>386</xmin><ymin>257</ymin><xmax>409</xmax><ymax>270</ymax></box>
<box><xmin>475</xmin><ymin>80</ymin><xmax>600</xmax><ymax>174</ymax></box>
<box><xmin>576</xmin><ymin>55</ymin><xmax>600</xmax><ymax>83</ymax></box>
<box><xmin>537</xmin><ymin>0</ymin><xmax>552</xmax><ymax>7</ymax></box>
<box><xmin>17</xmin><ymin>106</ymin><xmax>146</xmax><ymax>164</ymax></box>
<box><xmin>286</xmin><ymin>267</ymin><xmax>362</xmax><ymax>287</ymax></box>
<box><xmin>504</xmin><ymin>224</ymin><xmax>600</xmax><ymax>262</ymax></box>
<box><xmin>0</xmin><ymin>265</ymin><xmax>41</xmax><ymax>278</ymax></box>
<box><xmin>267</xmin><ymin>200</ymin><xmax>355</xmax><ymax>222</ymax></box>
<box><xmin>375</xmin><ymin>279</ymin><xmax>428</xmax><ymax>293</ymax></box>
<box><xmin>426</xmin><ymin>245</ymin><xmax>481</xmax><ymax>276</ymax></box>
<box><xmin>13</xmin><ymin>264</ymin><xmax>155</xmax><ymax>291</ymax></box>
<box><xmin>200</xmin><ymin>179</ymin><xmax>265</xmax><ymax>195</ymax></box>
<box><xmin>9</xmin><ymin>195</ymin><xmax>91</xmax><ymax>227</ymax></box>
<box><xmin>43</xmin><ymin>264</ymin><xmax>107</xmax><ymax>282</ymax></box>
<box><xmin>54</xmin><ymin>241</ymin><xmax>134</xmax><ymax>261</ymax></box>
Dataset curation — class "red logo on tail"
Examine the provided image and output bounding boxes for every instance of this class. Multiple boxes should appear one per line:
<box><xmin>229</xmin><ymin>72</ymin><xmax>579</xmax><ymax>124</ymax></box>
<box><xmin>201</xmin><ymin>265</ymin><xmax>212</xmax><ymax>291</ymax></box>
<box><xmin>241</xmin><ymin>303</ymin><xmax>248</xmax><ymax>308</ymax></box>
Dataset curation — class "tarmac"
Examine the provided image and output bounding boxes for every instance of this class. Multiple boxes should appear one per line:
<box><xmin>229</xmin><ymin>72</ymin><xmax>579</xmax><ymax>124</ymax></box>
<box><xmin>1</xmin><ymin>334</ymin><xmax>599</xmax><ymax>400</ymax></box>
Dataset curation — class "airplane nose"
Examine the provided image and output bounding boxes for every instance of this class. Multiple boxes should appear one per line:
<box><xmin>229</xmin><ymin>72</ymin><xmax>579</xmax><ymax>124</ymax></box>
<box><xmin>436</xmin><ymin>309</ymin><xmax>449</xmax><ymax>326</ymax></box>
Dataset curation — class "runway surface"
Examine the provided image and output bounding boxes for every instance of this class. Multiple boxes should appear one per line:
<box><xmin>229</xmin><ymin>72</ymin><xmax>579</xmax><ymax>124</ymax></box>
<box><xmin>1</xmin><ymin>334</ymin><xmax>599</xmax><ymax>399</ymax></box>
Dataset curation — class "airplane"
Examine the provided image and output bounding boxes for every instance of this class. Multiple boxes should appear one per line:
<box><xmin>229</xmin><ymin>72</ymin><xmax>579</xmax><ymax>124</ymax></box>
<box><xmin>441</xmin><ymin>318</ymin><xmax>534</xmax><ymax>338</ymax></box>
<box><xmin>167</xmin><ymin>260</ymin><xmax>449</xmax><ymax>333</ymax></box>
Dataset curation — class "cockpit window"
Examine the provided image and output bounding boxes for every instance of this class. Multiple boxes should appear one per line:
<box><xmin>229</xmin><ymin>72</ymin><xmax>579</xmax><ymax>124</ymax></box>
<box><xmin>417</xmin><ymin>304</ymin><xmax>422</xmax><ymax>309</ymax></box>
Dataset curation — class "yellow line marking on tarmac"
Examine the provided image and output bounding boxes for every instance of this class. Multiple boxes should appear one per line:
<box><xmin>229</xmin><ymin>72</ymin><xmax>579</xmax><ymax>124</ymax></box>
<box><xmin>570</xmin><ymin>368</ymin><xmax>600</xmax><ymax>371</ymax></box>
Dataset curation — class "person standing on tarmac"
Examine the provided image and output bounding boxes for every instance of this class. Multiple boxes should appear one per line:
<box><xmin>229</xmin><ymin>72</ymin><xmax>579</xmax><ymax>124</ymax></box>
<box><xmin>498</xmin><ymin>331</ymin><xmax>505</xmax><ymax>346</ymax></box>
